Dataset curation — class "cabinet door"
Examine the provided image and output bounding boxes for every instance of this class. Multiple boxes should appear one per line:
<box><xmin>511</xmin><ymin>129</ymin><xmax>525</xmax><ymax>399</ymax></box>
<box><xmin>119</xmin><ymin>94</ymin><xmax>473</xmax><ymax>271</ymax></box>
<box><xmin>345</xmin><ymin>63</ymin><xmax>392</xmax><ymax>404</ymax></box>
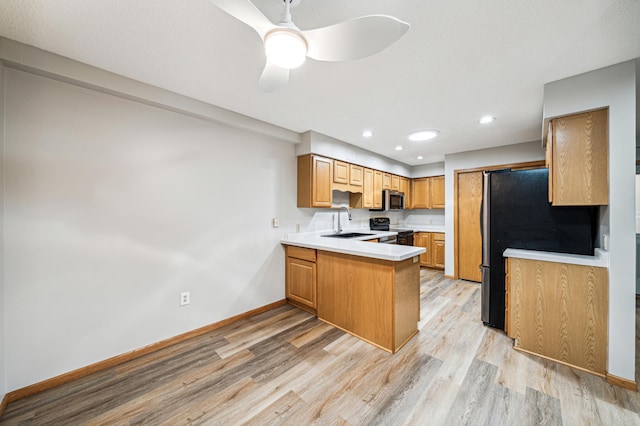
<box><xmin>382</xmin><ymin>173</ymin><xmax>392</xmax><ymax>190</ymax></box>
<box><xmin>415</xmin><ymin>233</ymin><xmax>432</xmax><ymax>266</ymax></box>
<box><xmin>508</xmin><ymin>258</ymin><xmax>607</xmax><ymax>374</ymax></box>
<box><xmin>350</xmin><ymin>164</ymin><xmax>364</xmax><ymax>187</ymax></box>
<box><xmin>457</xmin><ymin>171</ymin><xmax>483</xmax><ymax>282</ymax></box>
<box><xmin>391</xmin><ymin>175</ymin><xmax>400</xmax><ymax>191</ymax></box>
<box><xmin>286</xmin><ymin>257</ymin><xmax>317</xmax><ymax>309</ymax></box>
<box><xmin>551</xmin><ymin>108</ymin><xmax>608</xmax><ymax>206</ymax></box>
<box><xmin>333</xmin><ymin>160</ymin><xmax>349</xmax><ymax>184</ymax></box>
<box><xmin>312</xmin><ymin>156</ymin><xmax>333</xmax><ymax>207</ymax></box>
<box><xmin>430</xmin><ymin>176</ymin><xmax>445</xmax><ymax>208</ymax></box>
<box><xmin>399</xmin><ymin>177</ymin><xmax>410</xmax><ymax>209</ymax></box>
<box><xmin>363</xmin><ymin>168</ymin><xmax>374</xmax><ymax>208</ymax></box>
<box><xmin>297</xmin><ymin>155</ymin><xmax>332</xmax><ymax>208</ymax></box>
<box><xmin>546</xmin><ymin>121</ymin><xmax>554</xmax><ymax>204</ymax></box>
<box><xmin>411</xmin><ymin>178</ymin><xmax>430</xmax><ymax>209</ymax></box>
<box><xmin>373</xmin><ymin>171</ymin><xmax>383</xmax><ymax>209</ymax></box>
<box><xmin>432</xmin><ymin>233</ymin><xmax>445</xmax><ymax>269</ymax></box>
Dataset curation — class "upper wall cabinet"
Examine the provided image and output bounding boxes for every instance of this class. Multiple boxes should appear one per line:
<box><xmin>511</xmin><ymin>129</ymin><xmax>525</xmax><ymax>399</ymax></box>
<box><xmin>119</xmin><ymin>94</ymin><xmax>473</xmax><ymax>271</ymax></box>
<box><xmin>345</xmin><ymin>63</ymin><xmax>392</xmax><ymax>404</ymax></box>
<box><xmin>411</xmin><ymin>178</ymin><xmax>430</xmax><ymax>209</ymax></box>
<box><xmin>297</xmin><ymin>154</ymin><xmax>435</xmax><ymax>210</ymax></box>
<box><xmin>410</xmin><ymin>176</ymin><xmax>444</xmax><ymax>209</ymax></box>
<box><xmin>430</xmin><ymin>176</ymin><xmax>445</xmax><ymax>208</ymax></box>
<box><xmin>298</xmin><ymin>154</ymin><xmax>333</xmax><ymax>208</ymax></box>
<box><xmin>382</xmin><ymin>173</ymin><xmax>392</xmax><ymax>190</ymax></box>
<box><xmin>333</xmin><ymin>160</ymin><xmax>349</xmax><ymax>185</ymax></box>
<box><xmin>350</xmin><ymin>164</ymin><xmax>364</xmax><ymax>187</ymax></box>
<box><xmin>546</xmin><ymin>108</ymin><xmax>608</xmax><ymax>206</ymax></box>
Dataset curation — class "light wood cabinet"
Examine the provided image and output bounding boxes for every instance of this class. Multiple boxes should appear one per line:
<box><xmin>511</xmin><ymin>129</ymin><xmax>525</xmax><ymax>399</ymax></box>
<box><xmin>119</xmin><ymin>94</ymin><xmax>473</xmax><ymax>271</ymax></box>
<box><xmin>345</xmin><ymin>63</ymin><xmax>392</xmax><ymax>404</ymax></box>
<box><xmin>410</xmin><ymin>176</ymin><xmax>444</xmax><ymax>209</ymax></box>
<box><xmin>382</xmin><ymin>173</ymin><xmax>392</xmax><ymax>190</ymax></box>
<box><xmin>373</xmin><ymin>171</ymin><xmax>383</xmax><ymax>209</ymax></box>
<box><xmin>333</xmin><ymin>160</ymin><xmax>349</xmax><ymax>185</ymax></box>
<box><xmin>297</xmin><ymin>154</ymin><xmax>333</xmax><ymax>208</ymax></box>
<box><xmin>399</xmin><ymin>177</ymin><xmax>410</xmax><ymax>207</ymax></box>
<box><xmin>297</xmin><ymin>154</ymin><xmax>441</xmax><ymax>211</ymax></box>
<box><xmin>506</xmin><ymin>257</ymin><xmax>608</xmax><ymax>375</ymax></box>
<box><xmin>430</xmin><ymin>176</ymin><xmax>445</xmax><ymax>208</ymax></box>
<box><xmin>414</xmin><ymin>232</ymin><xmax>445</xmax><ymax>269</ymax></box>
<box><xmin>432</xmin><ymin>233</ymin><xmax>445</xmax><ymax>270</ymax></box>
<box><xmin>411</xmin><ymin>178</ymin><xmax>430</xmax><ymax>209</ymax></box>
<box><xmin>391</xmin><ymin>175</ymin><xmax>400</xmax><ymax>191</ymax></box>
<box><xmin>350</xmin><ymin>164</ymin><xmax>364</xmax><ymax>187</ymax></box>
<box><xmin>547</xmin><ymin>108</ymin><xmax>608</xmax><ymax>206</ymax></box>
<box><xmin>317</xmin><ymin>251</ymin><xmax>419</xmax><ymax>353</ymax></box>
<box><xmin>414</xmin><ymin>232</ymin><xmax>432</xmax><ymax>267</ymax></box>
<box><xmin>456</xmin><ymin>171</ymin><xmax>483</xmax><ymax>282</ymax></box>
<box><xmin>362</xmin><ymin>168</ymin><xmax>374</xmax><ymax>208</ymax></box>
<box><xmin>285</xmin><ymin>246</ymin><xmax>318</xmax><ymax>314</ymax></box>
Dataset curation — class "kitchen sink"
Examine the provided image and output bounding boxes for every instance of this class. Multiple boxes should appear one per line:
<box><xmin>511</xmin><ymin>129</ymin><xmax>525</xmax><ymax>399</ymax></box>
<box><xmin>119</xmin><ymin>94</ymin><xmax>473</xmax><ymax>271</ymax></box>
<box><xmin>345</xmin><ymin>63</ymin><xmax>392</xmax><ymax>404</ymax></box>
<box><xmin>322</xmin><ymin>232</ymin><xmax>375</xmax><ymax>239</ymax></box>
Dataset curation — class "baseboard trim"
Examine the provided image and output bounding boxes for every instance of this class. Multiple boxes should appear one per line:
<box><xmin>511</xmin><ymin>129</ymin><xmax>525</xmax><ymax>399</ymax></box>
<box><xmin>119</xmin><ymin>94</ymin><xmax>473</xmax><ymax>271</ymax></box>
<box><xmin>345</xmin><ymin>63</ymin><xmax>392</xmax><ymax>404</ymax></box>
<box><xmin>606</xmin><ymin>374</ymin><xmax>638</xmax><ymax>391</ymax></box>
<box><xmin>444</xmin><ymin>275</ymin><xmax>456</xmax><ymax>280</ymax></box>
<box><xmin>1</xmin><ymin>299</ymin><xmax>287</xmax><ymax>413</ymax></box>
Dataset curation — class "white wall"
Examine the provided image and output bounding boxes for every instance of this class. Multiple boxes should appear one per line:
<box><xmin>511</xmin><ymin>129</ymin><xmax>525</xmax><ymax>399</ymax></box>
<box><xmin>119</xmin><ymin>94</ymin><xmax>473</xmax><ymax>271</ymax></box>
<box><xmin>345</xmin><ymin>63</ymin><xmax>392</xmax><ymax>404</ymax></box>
<box><xmin>544</xmin><ymin>60</ymin><xmax>637</xmax><ymax>382</ymax></box>
<box><xmin>2</xmin><ymin>66</ymin><xmax>305</xmax><ymax>391</ymax></box>
<box><xmin>0</xmin><ymin>61</ymin><xmax>6</xmax><ymax>399</ymax></box>
<box><xmin>443</xmin><ymin>141</ymin><xmax>545</xmax><ymax>276</ymax></box>
<box><xmin>298</xmin><ymin>131</ymin><xmax>412</xmax><ymax>177</ymax></box>
<box><xmin>411</xmin><ymin>162</ymin><xmax>445</xmax><ymax>178</ymax></box>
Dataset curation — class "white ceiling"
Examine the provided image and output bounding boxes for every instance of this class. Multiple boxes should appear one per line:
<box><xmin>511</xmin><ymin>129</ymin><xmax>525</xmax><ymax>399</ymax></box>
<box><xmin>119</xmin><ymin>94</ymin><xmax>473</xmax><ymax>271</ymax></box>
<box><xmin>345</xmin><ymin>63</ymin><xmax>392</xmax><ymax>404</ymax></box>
<box><xmin>0</xmin><ymin>0</ymin><xmax>639</xmax><ymax>165</ymax></box>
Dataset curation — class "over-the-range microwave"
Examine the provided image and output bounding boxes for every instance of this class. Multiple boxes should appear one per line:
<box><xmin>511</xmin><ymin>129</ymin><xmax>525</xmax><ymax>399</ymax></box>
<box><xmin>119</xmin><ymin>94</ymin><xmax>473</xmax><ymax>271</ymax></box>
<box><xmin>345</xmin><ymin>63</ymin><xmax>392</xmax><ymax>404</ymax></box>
<box><xmin>370</xmin><ymin>190</ymin><xmax>405</xmax><ymax>211</ymax></box>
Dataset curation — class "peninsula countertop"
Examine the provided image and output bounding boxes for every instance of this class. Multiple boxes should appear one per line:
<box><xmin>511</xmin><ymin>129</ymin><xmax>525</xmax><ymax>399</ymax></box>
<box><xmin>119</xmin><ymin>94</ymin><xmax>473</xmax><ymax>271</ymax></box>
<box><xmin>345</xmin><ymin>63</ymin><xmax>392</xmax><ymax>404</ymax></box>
<box><xmin>503</xmin><ymin>248</ymin><xmax>609</xmax><ymax>268</ymax></box>
<box><xmin>281</xmin><ymin>230</ymin><xmax>425</xmax><ymax>262</ymax></box>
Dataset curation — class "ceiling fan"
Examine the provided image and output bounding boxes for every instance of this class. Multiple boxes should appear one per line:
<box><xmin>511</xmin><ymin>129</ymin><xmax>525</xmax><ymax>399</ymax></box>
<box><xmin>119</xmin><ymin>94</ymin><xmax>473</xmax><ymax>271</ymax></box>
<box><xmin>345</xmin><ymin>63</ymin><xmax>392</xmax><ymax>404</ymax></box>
<box><xmin>209</xmin><ymin>0</ymin><xmax>410</xmax><ymax>92</ymax></box>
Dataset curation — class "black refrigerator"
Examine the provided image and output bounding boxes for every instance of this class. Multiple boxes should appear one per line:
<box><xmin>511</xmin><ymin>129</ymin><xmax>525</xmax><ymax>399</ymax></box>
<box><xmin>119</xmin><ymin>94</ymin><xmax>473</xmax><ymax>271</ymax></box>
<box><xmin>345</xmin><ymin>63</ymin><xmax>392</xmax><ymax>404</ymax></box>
<box><xmin>481</xmin><ymin>168</ymin><xmax>596</xmax><ymax>330</ymax></box>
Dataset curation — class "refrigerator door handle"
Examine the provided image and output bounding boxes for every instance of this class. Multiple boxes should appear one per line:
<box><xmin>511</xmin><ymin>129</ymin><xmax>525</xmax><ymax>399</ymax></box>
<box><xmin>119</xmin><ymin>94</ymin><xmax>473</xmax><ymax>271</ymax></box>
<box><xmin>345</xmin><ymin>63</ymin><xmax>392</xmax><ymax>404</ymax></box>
<box><xmin>481</xmin><ymin>171</ymin><xmax>490</xmax><ymax>267</ymax></box>
<box><xmin>481</xmin><ymin>266</ymin><xmax>491</xmax><ymax>324</ymax></box>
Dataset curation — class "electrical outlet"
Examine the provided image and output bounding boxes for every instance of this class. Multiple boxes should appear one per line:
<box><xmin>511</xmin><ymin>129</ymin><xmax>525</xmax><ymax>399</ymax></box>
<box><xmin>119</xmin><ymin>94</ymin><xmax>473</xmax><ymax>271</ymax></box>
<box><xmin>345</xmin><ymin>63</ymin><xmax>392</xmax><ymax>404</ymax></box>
<box><xmin>272</xmin><ymin>217</ymin><xmax>279</xmax><ymax>228</ymax></box>
<box><xmin>180</xmin><ymin>291</ymin><xmax>190</xmax><ymax>306</ymax></box>
<box><xmin>296</xmin><ymin>224</ymin><xmax>300</xmax><ymax>232</ymax></box>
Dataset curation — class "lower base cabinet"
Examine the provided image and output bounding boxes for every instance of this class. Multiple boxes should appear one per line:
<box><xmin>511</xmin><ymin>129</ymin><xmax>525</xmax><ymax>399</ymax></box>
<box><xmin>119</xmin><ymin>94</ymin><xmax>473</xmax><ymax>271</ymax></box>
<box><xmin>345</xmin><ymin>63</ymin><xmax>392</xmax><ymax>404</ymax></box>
<box><xmin>317</xmin><ymin>251</ymin><xmax>420</xmax><ymax>353</ymax></box>
<box><xmin>414</xmin><ymin>232</ymin><xmax>445</xmax><ymax>270</ymax></box>
<box><xmin>506</xmin><ymin>257</ymin><xmax>608</xmax><ymax>375</ymax></box>
<box><xmin>285</xmin><ymin>246</ymin><xmax>317</xmax><ymax>314</ymax></box>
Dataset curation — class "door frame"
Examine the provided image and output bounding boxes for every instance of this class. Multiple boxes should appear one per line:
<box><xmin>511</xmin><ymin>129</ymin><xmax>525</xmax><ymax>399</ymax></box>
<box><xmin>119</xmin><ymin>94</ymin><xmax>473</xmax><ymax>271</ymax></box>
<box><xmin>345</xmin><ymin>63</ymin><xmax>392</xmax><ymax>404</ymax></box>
<box><xmin>453</xmin><ymin>160</ymin><xmax>546</xmax><ymax>280</ymax></box>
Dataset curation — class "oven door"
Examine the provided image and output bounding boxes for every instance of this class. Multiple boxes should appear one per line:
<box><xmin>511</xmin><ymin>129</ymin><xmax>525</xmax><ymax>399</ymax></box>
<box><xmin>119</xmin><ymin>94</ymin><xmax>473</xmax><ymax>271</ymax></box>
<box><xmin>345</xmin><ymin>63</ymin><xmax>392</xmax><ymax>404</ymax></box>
<box><xmin>378</xmin><ymin>235</ymin><xmax>397</xmax><ymax>244</ymax></box>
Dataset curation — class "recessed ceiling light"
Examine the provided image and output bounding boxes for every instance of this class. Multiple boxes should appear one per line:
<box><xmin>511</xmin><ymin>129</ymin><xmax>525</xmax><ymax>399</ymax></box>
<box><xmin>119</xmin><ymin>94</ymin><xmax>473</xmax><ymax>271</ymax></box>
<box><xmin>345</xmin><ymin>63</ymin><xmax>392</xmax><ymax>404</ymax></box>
<box><xmin>395</xmin><ymin>145</ymin><xmax>404</xmax><ymax>151</ymax></box>
<box><xmin>406</xmin><ymin>129</ymin><xmax>439</xmax><ymax>142</ymax></box>
<box><xmin>362</xmin><ymin>130</ymin><xmax>373</xmax><ymax>138</ymax></box>
<box><xmin>416</xmin><ymin>155</ymin><xmax>424</xmax><ymax>160</ymax></box>
<box><xmin>479</xmin><ymin>116</ymin><xmax>496</xmax><ymax>124</ymax></box>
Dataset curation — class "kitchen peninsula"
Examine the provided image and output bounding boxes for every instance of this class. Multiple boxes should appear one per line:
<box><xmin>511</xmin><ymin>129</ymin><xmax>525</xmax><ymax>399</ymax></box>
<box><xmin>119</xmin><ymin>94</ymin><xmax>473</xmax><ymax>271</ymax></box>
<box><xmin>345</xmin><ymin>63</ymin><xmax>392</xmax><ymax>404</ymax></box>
<box><xmin>281</xmin><ymin>232</ymin><xmax>425</xmax><ymax>353</ymax></box>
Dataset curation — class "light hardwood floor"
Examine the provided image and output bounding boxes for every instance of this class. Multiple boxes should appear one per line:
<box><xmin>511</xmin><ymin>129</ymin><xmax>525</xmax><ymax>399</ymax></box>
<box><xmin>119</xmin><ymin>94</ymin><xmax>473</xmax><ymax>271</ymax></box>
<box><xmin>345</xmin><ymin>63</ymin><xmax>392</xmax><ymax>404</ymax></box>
<box><xmin>2</xmin><ymin>270</ymin><xmax>639</xmax><ymax>425</ymax></box>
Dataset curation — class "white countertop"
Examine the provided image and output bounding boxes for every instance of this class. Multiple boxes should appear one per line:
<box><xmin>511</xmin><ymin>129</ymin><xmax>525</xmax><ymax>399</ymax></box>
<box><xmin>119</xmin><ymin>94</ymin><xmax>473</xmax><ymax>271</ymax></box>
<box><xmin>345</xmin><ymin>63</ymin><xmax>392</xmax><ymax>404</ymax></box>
<box><xmin>281</xmin><ymin>230</ymin><xmax>425</xmax><ymax>261</ymax></box>
<box><xmin>408</xmin><ymin>225</ymin><xmax>445</xmax><ymax>233</ymax></box>
<box><xmin>503</xmin><ymin>248</ymin><xmax>609</xmax><ymax>268</ymax></box>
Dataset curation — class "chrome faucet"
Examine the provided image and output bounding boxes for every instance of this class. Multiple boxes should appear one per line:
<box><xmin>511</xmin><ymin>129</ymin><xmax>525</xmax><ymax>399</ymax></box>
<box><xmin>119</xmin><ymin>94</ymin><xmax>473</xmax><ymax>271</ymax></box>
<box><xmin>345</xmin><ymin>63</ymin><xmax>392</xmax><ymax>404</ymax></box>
<box><xmin>336</xmin><ymin>206</ymin><xmax>352</xmax><ymax>233</ymax></box>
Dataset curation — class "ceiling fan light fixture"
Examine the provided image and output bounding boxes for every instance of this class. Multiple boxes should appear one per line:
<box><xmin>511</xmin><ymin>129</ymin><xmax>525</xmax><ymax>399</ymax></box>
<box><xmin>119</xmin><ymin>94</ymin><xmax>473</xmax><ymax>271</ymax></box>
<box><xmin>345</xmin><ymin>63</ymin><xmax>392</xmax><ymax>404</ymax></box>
<box><xmin>406</xmin><ymin>129</ymin><xmax>439</xmax><ymax>142</ymax></box>
<box><xmin>264</xmin><ymin>29</ymin><xmax>307</xmax><ymax>69</ymax></box>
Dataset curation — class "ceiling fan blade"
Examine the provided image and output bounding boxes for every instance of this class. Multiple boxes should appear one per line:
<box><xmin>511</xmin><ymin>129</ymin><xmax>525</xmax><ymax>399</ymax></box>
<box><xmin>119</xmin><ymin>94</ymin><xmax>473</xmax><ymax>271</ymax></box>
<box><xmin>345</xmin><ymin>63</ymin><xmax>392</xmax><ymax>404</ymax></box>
<box><xmin>302</xmin><ymin>15</ymin><xmax>410</xmax><ymax>62</ymax></box>
<box><xmin>208</xmin><ymin>0</ymin><xmax>276</xmax><ymax>39</ymax></box>
<box><xmin>259</xmin><ymin>62</ymin><xmax>290</xmax><ymax>92</ymax></box>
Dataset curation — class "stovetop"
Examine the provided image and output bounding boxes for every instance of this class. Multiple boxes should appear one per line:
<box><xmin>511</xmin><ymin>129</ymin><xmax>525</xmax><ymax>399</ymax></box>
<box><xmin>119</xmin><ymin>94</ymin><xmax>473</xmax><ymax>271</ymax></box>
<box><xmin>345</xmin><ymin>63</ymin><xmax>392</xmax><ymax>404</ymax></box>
<box><xmin>369</xmin><ymin>218</ymin><xmax>414</xmax><ymax>235</ymax></box>
<box><xmin>389</xmin><ymin>228</ymin><xmax>415</xmax><ymax>236</ymax></box>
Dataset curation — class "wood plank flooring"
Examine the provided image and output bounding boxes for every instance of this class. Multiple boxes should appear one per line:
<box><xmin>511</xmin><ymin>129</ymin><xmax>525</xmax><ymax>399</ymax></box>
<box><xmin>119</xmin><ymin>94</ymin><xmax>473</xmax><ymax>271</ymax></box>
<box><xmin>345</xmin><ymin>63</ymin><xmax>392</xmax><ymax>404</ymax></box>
<box><xmin>2</xmin><ymin>269</ymin><xmax>639</xmax><ymax>425</ymax></box>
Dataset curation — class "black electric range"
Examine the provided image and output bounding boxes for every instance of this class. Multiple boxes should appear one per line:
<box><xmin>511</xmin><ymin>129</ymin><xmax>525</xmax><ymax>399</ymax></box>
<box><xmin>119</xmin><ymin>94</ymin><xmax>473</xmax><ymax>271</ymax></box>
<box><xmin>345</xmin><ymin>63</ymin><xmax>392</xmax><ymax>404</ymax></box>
<box><xmin>369</xmin><ymin>218</ymin><xmax>415</xmax><ymax>245</ymax></box>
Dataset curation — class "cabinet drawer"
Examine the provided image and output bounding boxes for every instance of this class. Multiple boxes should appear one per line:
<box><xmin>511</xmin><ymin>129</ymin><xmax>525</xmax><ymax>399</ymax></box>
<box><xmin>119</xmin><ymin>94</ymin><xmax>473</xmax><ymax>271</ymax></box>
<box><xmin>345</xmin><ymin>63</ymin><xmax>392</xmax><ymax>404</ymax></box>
<box><xmin>433</xmin><ymin>232</ymin><xmax>444</xmax><ymax>242</ymax></box>
<box><xmin>286</xmin><ymin>246</ymin><xmax>317</xmax><ymax>262</ymax></box>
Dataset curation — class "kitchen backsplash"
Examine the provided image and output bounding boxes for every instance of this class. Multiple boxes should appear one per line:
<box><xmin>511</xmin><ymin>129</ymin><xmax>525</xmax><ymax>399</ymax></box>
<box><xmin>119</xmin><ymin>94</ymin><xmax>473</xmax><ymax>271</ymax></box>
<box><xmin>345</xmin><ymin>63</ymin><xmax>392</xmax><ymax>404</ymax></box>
<box><xmin>296</xmin><ymin>209</ymin><xmax>444</xmax><ymax>233</ymax></box>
